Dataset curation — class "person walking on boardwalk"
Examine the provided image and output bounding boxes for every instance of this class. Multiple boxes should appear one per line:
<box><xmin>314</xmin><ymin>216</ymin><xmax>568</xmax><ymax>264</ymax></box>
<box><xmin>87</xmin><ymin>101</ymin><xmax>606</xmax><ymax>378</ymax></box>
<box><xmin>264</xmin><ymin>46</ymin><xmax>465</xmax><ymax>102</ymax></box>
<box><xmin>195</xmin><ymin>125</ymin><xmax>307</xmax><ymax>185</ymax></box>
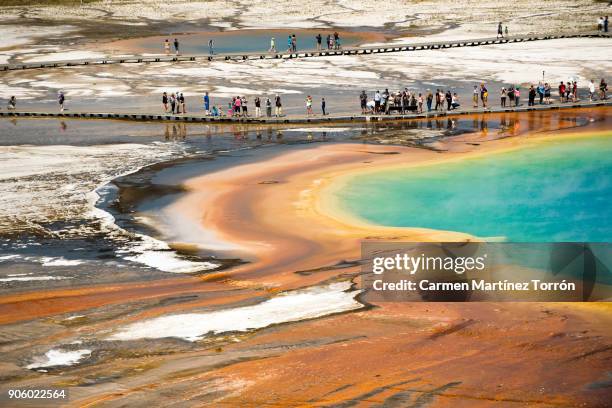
<box><xmin>445</xmin><ymin>90</ymin><xmax>452</xmax><ymax>110</ymax></box>
<box><xmin>598</xmin><ymin>17</ymin><xmax>604</xmax><ymax>32</ymax></box>
<box><xmin>497</xmin><ymin>22</ymin><xmax>503</xmax><ymax>38</ymax></box>
<box><xmin>208</xmin><ymin>39</ymin><xmax>214</xmax><ymax>55</ymax></box>
<box><xmin>254</xmin><ymin>96</ymin><xmax>261</xmax><ymax>117</ymax></box>
<box><xmin>170</xmin><ymin>93</ymin><xmax>176</xmax><ymax>114</ymax></box>
<box><xmin>164</xmin><ymin>39</ymin><xmax>170</xmax><ymax>55</ymax></box>
<box><xmin>528</xmin><ymin>85</ymin><xmax>536</xmax><ymax>106</ymax></box>
<box><xmin>269</xmin><ymin>37</ymin><xmax>276</xmax><ymax>52</ymax></box>
<box><xmin>382</xmin><ymin>88</ymin><xmax>389</xmax><ymax>114</ymax></box>
<box><xmin>173</xmin><ymin>38</ymin><xmax>180</xmax><ymax>55</ymax></box>
<box><xmin>605</xmin><ymin>16</ymin><xmax>609</xmax><ymax>33</ymax></box>
<box><xmin>500</xmin><ymin>87</ymin><xmax>507</xmax><ymax>107</ymax></box>
<box><xmin>321</xmin><ymin>97</ymin><xmax>327</xmax><ymax>115</ymax></box>
<box><xmin>417</xmin><ymin>93</ymin><xmax>424</xmax><ymax>113</ymax></box>
<box><xmin>326</xmin><ymin>34</ymin><xmax>331</xmax><ymax>50</ymax></box>
<box><xmin>266</xmin><ymin>97</ymin><xmax>272</xmax><ymax>117</ymax></box>
<box><xmin>558</xmin><ymin>82</ymin><xmax>566</xmax><ymax>103</ymax></box>
<box><xmin>508</xmin><ymin>86</ymin><xmax>515</xmax><ymax>107</ymax></box>
<box><xmin>426</xmin><ymin>90</ymin><xmax>433</xmax><ymax>111</ymax></box>
<box><xmin>58</xmin><ymin>91</ymin><xmax>65</xmax><ymax>112</ymax></box>
<box><xmin>287</xmin><ymin>35</ymin><xmax>292</xmax><ymax>52</ymax></box>
<box><xmin>162</xmin><ymin>92</ymin><xmax>168</xmax><ymax>112</ymax></box>
<box><xmin>544</xmin><ymin>82</ymin><xmax>551</xmax><ymax>104</ymax></box>
<box><xmin>292</xmin><ymin>34</ymin><xmax>297</xmax><ymax>52</ymax></box>
<box><xmin>360</xmin><ymin>90</ymin><xmax>367</xmax><ymax>114</ymax></box>
<box><xmin>306</xmin><ymin>95</ymin><xmax>313</xmax><ymax>115</ymax></box>
<box><xmin>589</xmin><ymin>79</ymin><xmax>596</xmax><ymax>101</ymax></box>
<box><xmin>504</xmin><ymin>26</ymin><xmax>509</xmax><ymax>37</ymax></box>
<box><xmin>472</xmin><ymin>85</ymin><xmax>479</xmax><ymax>107</ymax></box>
<box><xmin>374</xmin><ymin>90</ymin><xmax>381</xmax><ymax>113</ymax></box>
<box><xmin>275</xmin><ymin>94</ymin><xmax>282</xmax><ymax>117</ymax></box>
<box><xmin>333</xmin><ymin>31</ymin><xmax>340</xmax><ymax>49</ymax></box>
<box><xmin>514</xmin><ymin>86</ymin><xmax>521</xmax><ymax>106</ymax></box>
<box><xmin>316</xmin><ymin>33</ymin><xmax>322</xmax><ymax>51</ymax></box>
<box><xmin>600</xmin><ymin>78</ymin><xmax>608</xmax><ymax>100</ymax></box>
<box><xmin>179</xmin><ymin>93</ymin><xmax>186</xmax><ymax>114</ymax></box>
<box><xmin>537</xmin><ymin>82</ymin><xmax>545</xmax><ymax>104</ymax></box>
<box><xmin>434</xmin><ymin>89</ymin><xmax>441</xmax><ymax>111</ymax></box>
<box><xmin>241</xmin><ymin>96</ymin><xmax>248</xmax><ymax>117</ymax></box>
<box><xmin>203</xmin><ymin>92</ymin><xmax>210</xmax><ymax>114</ymax></box>
<box><xmin>480</xmin><ymin>83</ymin><xmax>488</xmax><ymax>108</ymax></box>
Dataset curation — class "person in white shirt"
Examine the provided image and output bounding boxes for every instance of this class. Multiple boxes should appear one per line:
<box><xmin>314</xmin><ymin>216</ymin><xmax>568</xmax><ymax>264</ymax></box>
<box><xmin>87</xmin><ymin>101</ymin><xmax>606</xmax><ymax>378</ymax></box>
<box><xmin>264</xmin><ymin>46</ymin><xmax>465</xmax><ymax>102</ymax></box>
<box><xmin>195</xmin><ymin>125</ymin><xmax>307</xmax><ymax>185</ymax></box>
<box><xmin>589</xmin><ymin>80</ymin><xmax>596</xmax><ymax>101</ymax></box>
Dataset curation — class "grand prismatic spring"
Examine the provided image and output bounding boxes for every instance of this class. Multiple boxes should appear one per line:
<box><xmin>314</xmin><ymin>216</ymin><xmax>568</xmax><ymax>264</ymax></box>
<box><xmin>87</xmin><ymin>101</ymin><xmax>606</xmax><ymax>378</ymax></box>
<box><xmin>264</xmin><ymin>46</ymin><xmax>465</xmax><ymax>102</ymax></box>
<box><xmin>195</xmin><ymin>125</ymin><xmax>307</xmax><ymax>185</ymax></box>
<box><xmin>0</xmin><ymin>1</ymin><xmax>611</xmax><ymax>407</ymax></box>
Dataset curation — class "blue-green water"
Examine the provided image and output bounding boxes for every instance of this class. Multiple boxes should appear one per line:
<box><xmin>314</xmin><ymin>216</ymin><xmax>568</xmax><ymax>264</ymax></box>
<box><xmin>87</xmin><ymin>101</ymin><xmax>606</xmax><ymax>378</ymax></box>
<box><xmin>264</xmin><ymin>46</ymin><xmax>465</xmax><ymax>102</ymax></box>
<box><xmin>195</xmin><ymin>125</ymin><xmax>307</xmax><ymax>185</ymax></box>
<box><xmin>337</xmin><ymin>136</ymin><xmax>612</xmax><ymax>242</ymax></box>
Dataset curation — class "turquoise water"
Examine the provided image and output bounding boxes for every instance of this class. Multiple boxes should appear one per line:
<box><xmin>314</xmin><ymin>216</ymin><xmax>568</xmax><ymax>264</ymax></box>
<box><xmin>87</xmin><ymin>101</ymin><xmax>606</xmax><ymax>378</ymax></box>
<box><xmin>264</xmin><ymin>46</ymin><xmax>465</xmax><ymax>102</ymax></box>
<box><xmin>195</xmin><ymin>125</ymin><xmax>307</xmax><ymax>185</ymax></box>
<box><xmin>129</xmin><ymin>30</ymin><xmax>365</xmax><ymax>55</ymax></box>
<box><xmin>337</xmin><ymin>136</ymin><xmax>612</xmax><ymax>242</ymax></box>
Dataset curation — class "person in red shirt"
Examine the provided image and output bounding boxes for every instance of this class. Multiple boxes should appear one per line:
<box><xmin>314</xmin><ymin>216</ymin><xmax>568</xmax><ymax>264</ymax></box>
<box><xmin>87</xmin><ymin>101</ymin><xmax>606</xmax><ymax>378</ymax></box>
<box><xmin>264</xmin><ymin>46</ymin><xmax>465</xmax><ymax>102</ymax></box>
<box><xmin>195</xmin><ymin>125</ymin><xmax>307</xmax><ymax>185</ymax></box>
<box><xmin>559</xmin><ymin>82</ymin><xmax>566</xmax><ymax>103</ymax></box>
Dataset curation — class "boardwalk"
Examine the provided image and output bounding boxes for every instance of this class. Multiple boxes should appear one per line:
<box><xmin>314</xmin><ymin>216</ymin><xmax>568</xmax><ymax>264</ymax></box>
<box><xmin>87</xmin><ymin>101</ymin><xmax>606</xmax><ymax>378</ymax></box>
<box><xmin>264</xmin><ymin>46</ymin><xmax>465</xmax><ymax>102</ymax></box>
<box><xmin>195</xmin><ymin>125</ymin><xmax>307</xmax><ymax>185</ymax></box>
<box><xmin>1</xmin><ymin>31</ymin><xmax>610</xmax><ymax>72</ymax></box>
<box><xmin>1</xmin><ymin>100</ymin><xmax>610</xmax><ymax>125</ymax></box>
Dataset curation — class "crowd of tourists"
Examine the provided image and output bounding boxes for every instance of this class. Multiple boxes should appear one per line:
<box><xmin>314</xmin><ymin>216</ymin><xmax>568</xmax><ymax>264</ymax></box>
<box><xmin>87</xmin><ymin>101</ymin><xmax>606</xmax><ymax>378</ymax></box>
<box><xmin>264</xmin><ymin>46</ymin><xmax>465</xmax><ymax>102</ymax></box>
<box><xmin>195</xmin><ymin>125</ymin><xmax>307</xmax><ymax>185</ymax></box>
<box><xmin>161</xmin><ymin>91</ymin><xmax>187</xmax><ymax>114</ymax></box>
<box><xmin>159</xmin><ymin>90</ymin><xmax>331</xmax><ymax>118</ymax></box>
<box><xmin>358</xmin><ymin>78</ymin><xmax>608</xmax><ymax>115</ymax></box>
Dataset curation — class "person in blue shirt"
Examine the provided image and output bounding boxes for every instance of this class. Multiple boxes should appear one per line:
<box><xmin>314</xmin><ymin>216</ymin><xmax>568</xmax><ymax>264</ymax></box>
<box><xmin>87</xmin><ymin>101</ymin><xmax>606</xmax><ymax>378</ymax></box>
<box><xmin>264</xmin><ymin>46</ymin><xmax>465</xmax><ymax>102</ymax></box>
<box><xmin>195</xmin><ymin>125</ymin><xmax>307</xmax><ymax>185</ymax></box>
<box><xmin>203</xmin><ymin>92</ymin><xmax>210</xmax><ymax>114</ymax></box>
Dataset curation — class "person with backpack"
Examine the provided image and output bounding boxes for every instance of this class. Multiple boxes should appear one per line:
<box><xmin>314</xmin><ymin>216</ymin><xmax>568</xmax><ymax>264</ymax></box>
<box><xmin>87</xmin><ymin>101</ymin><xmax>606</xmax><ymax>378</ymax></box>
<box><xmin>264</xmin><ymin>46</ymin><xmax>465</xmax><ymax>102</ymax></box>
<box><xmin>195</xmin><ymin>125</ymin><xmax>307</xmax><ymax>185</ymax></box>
<box><xmin>480</xmin><ymin>83</ymin><xmax>488</xmax><ymax>108</ymax></box>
